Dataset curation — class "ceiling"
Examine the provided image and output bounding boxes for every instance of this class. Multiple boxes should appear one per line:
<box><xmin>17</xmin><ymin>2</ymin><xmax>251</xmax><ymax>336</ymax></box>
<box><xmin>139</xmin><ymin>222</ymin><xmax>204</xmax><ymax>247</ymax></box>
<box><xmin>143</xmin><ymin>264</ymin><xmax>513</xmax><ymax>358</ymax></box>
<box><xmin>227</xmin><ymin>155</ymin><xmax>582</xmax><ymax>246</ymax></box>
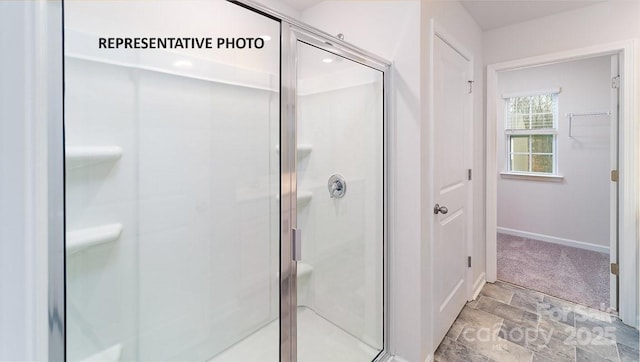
<box><xmin>459</xmin><ymin>0</ymin><xmax>604</xmax><ymax>30</ymax></box>
<box><xmin>279</xmin><ymin>0</ymin><xmax>603</xmax><ymax>31</ymax></box>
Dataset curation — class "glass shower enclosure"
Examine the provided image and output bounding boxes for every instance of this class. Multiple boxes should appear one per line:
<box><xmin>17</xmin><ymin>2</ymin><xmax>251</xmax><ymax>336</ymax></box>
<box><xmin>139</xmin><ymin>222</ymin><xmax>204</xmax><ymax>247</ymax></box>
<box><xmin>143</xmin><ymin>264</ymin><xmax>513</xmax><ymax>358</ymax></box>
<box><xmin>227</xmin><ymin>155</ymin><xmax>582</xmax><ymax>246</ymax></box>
<box><xmin>62</xmin><ymin>1</ymin><xmax>388</xmax><ymax>361</ymax></box>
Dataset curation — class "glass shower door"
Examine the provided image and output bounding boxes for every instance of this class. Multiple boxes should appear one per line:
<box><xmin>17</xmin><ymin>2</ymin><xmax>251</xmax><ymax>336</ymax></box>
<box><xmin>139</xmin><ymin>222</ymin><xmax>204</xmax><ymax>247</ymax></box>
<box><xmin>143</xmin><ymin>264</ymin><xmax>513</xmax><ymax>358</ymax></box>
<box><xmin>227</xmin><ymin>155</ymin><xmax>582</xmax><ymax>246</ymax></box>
<box><xmin>294</xmin><ymin>40</ymin><xmax>385</xmax><ymax>361</ymax></box>
<box><xmin>64</xmin><ymin>1</ymin><xmax>281</xmax><ymax>361</ymax></box>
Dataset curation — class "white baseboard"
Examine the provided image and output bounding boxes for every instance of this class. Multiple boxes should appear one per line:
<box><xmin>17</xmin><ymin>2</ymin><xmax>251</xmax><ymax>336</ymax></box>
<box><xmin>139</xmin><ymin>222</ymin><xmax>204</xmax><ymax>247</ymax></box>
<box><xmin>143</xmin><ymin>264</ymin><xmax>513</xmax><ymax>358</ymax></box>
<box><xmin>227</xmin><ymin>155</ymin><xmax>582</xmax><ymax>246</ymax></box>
<box><xmin>472</xmin><ymin>272</ymin><xmax>486</xmax><ymax>300</ymax></box>
<box><xmin>497</xmin><ymin>227</ymin><xmax>609</xmax><ymax>254</ymax></box>
<box><xmin>389</xmin><ymin>354</ymin><xmax>431</xmax><ymax>362</ymax></box>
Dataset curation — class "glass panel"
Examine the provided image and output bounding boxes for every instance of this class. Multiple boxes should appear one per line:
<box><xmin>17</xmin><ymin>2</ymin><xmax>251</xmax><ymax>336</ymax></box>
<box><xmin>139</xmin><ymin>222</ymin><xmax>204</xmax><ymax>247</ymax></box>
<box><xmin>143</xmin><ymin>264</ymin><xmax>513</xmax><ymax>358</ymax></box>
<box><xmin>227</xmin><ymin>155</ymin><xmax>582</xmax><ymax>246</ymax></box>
<box><xmin>510</xmin><ymin>154</ymin><xmax>530</xmax><ymax>172</ymax></box>
<box><xmin>516</xmin><ymin>96</ymin><xmax>530</xmax><ymax>114</ymax></box>
<box><xmin>296</xmin><ymin>42</ymin><xmax>384</xmax><ymax>361</ymax></box>
<box><xmin>510</xmin><ymin>136</ymin><xmax>529</xmax><ymax>153</ymax></box>
<box><xmin>507</xmin><ymin>98</ymin><xmax>516</xmax><ymax>114</ymax></box>
<box><xmin>531</xmin><ymin>94</ymin><xmax>552</xmax><ymax>114</ymax></box>
<box><xmin>64</xmin><ymin>2</ymin><xmax>280</xmax><ymax>361</ymax></box>
<box><xmin>532</xmin><ymin>135</ymin><xmax>553</xmax><ymax>153</ymax></box>
<box><xmin>532</xmin><ymin>155</ymin><xmax>554</xmax><ymax>173</ymax></box>
<box><xmin>509</xmin><ymin>94</ymin><xmax>556</xmax><ymax>130</ymax></box>
<box><xmin>532</xmin><ymin>113</ymin><xmax>553</xmax><ymax>129</ymax></box>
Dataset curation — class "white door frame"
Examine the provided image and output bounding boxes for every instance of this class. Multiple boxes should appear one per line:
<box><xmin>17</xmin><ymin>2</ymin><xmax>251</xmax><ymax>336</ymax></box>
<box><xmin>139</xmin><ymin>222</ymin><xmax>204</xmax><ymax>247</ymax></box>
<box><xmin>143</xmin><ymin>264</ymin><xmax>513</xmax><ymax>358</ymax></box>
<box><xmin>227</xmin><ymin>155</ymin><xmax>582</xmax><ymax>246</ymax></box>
<box><xmin>485</xmin><ymin>40</ymin><xmax>639</xmax><ymax>328</ymax></box>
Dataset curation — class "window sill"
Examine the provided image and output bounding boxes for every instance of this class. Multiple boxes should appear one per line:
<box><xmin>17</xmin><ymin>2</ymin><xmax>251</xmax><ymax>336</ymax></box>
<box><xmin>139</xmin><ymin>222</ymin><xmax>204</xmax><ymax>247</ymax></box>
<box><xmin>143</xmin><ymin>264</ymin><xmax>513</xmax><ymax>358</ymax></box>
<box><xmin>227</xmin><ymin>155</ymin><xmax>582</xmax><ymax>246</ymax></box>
<box><xmin>500</xmin><ymin>172</ymin><xmax>564</xmax><ymax>182</ymax></box>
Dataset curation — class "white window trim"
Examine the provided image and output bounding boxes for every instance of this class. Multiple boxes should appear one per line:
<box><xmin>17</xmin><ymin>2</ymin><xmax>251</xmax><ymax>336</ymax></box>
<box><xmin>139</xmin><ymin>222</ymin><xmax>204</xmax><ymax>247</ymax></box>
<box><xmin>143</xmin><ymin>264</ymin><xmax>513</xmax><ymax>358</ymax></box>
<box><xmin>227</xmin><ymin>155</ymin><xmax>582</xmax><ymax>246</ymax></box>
<box><xmin>502</xmin><ymin>87</ymin><xmax>561</xmax><ymax>99</ymax></box>
<box><xmin>500</xmin><ymin>171</ymin><xmax>564</xmax><ymax>181</ymax></box>
<box><xmin>505</xmin><ymin>129</ymin><xmax>556</xmax><ymax>135</ymax></box>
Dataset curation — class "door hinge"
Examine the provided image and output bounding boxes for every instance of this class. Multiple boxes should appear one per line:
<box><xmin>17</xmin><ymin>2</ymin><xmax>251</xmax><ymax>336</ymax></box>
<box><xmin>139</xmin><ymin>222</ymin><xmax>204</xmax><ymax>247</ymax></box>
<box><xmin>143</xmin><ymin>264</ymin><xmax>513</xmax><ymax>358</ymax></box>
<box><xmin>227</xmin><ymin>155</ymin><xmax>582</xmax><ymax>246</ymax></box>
<box><xmin>611</xmin><ymin>263</ymin><xmax>619</xmax><ymax>276</ymax></box>
<box><xmin>611</xmin><ymin>170</ymin><xmax>619</xmax><ymax>182</ymax></box>
<box><xmin>468</xmin><ymin>169</ymin><xmax>472</xmax><ymax>180</ymax></box>
<box><xmin>468</xmin><ymin>256</ymin><xmax>472</xmax><ymax>268</ymax></box>
<box><xmin>468</xmin><ymin>80</ymin><xmax>474</xmax><ymax>94</ymax></box>
<box><xmin>612</xmin><ymin>75</ymin><xmax>620</xmax><ymax>89</ymax></box>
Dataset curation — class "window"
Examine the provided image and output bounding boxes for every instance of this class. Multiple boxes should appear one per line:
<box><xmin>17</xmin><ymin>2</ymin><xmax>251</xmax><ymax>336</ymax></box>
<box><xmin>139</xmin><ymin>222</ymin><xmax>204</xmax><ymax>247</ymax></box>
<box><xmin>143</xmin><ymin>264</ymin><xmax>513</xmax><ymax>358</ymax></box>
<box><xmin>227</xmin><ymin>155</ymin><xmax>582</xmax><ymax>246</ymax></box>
<box><xmin>505</xmin><ymin>93</ymin><xmax>558</xmax><ymax>174</ymax></box>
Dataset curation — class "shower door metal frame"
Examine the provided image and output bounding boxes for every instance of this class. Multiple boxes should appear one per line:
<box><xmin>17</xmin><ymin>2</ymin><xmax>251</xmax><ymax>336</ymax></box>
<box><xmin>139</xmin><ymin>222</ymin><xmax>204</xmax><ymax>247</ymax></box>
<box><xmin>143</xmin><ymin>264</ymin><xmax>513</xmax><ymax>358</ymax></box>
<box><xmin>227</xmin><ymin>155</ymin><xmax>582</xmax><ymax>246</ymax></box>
<box><xmin>233</xmin><ymin>2</ymin><xmax>393</xmax><ymax>360</ymax></box>
<box><xmin>271</xmin><ymin>7</ymin><xmax>392</xmax><ymax>361</ymax></box>
<box><xmin>52</xmin><ymin>1</ymin><xmax>391</xmax><ymax>360</ymax></box>
<box><xmin>280</xmin><ymin>23</ymin><xmax>392</xmax><ymax>362</ymax></box>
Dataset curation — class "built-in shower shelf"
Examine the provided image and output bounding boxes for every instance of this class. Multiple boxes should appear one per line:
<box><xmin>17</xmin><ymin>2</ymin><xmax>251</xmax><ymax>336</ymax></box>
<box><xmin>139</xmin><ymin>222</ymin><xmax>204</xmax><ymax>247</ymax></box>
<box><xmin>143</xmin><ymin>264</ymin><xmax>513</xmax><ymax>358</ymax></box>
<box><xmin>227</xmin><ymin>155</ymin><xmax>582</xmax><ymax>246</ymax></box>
<box><xmin>297</xmin><ymin>190</ymin><xmax>313</xmax><ymax>207</ymax></box>
<box><xmin>275</xmin><ymin>144</ymin><xmax>313</xmax><ymax>158</ymax></box>
<box><xmin>297</xmin><ymin>262</ymin><xmax>313</xmax><ymax>278</ymax></box>
<box><xmin>66</xmin><ymin>146</ymin><xmax>123</xmax><ymax>169</ymax></box>
<box><xmin>297</xmin><ymin>144</ymin><xmax>313</xmax><ymax>158</ymax></box>
<box><xmin>66</xmin><ymin>223</ymin><xmax>123</xmax><ymax>254</ymax></box>
<box><xmin>81</xmin><ymin>343</ymin><xmax>122</xmax><ymax>362</ymax></box>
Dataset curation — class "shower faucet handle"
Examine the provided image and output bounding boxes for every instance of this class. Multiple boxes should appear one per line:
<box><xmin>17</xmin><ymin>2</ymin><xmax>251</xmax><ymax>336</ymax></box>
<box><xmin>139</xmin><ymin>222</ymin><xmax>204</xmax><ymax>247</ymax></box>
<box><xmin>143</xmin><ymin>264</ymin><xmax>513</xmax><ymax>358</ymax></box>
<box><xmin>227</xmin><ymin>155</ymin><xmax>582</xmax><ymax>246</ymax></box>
<box><xmin>328</xmin><ymin>174</ymin><xmax>347</xmax><ymax>199</ymax></box>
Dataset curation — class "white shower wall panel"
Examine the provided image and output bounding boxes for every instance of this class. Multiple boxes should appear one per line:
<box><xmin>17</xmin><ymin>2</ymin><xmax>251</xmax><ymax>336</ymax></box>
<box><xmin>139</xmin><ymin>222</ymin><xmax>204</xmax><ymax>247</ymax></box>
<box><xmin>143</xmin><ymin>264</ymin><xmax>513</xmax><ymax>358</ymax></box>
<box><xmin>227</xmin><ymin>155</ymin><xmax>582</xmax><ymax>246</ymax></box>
<box><xmin>135</xmin><ymin>70</ymin><xmax>278</xmax><ymax>360</ymax></box>
<box><xmin>65</xmin><ymin>59</ymin><xmax>139</xmax><ymax>362</ymax></box>
<box><xmin>297</xmin><ymin>80</ymin><xmax>383</xmax><ymax>349</ymax></box>
<box><xmin>65</xmin><ymin>55</ymin><xmax>280</xmax><ymax>360</ymax></box>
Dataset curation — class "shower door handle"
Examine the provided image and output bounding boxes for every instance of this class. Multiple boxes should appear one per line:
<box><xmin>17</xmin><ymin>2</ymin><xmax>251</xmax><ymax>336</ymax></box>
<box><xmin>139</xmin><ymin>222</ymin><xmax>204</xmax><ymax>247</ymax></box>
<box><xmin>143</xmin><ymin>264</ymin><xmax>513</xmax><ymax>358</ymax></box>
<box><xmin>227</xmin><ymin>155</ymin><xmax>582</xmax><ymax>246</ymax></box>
<box><xmin>292</xmin><ymin>228</ymin><xmax>302</xmax><ymax>261</ymax></box>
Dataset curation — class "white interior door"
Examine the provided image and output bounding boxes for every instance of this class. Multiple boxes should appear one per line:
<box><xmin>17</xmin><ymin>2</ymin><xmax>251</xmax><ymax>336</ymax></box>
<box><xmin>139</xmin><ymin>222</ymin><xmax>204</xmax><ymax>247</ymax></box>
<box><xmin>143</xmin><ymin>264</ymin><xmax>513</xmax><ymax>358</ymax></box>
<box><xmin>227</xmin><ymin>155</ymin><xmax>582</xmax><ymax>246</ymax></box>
<box><xmin>432</xmin><ymin>34</ymin><xmax>472</xmax><ymax>347</ymax></box>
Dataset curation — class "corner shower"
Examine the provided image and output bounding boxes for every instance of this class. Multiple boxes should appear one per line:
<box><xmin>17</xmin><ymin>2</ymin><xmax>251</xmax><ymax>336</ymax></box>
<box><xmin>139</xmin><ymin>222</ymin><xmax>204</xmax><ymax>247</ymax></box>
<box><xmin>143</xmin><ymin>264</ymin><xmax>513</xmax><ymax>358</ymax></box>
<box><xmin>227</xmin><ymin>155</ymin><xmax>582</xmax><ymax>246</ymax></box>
<box><xmin>63</xmin><ymin>1</ymin><xmax>388</xmax><ymax>361</ymax></box>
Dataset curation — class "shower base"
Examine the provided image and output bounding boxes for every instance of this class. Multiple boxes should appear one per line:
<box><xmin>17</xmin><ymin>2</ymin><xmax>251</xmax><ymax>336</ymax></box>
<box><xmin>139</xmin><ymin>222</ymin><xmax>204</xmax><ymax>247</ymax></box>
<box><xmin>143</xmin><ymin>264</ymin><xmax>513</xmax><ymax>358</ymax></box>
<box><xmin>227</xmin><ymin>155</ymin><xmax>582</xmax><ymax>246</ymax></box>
<box><xmin>210</xmin><ymin>306</ymin><xmax>379</xmax><ymax>362</ymax></box>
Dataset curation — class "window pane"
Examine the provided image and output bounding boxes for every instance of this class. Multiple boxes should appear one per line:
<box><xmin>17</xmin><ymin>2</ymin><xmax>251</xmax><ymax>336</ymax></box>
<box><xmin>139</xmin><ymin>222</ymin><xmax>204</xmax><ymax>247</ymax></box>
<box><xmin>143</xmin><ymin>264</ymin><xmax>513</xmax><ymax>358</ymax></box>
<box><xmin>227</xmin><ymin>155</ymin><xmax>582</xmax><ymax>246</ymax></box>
<box><xmin>510</xmin><ymin>154</ymin><xmax>529</xmax><ymax>172</ymax></box>
<box><xmin>516</xmin><ymin>97</ymin><xmax>530</xmax><ymax>113</ymax></box>
<box><xmin>543</xmin><ymin>95</ymin><xmax>553</xmax><ymax>112</ymax></box>
<box><xmin>532</xmin><ymin>113</ymin><xmax>553</xmax><ymax>129</ymax></box>
<box><xmin>505</xmin><ymin>93</ymin><xmax>557</xmax><ymax>174</ymax></box>
<box><xmin>507</xmin><ymin>98</ymin><xmax>516</xmax><ymax>114</ymax></box>
<box><xmin>532</xmin><ymin>155</ymin><xmax>553</xmax><ymax>173</ymax></box>
<box><xmin>531</xmin><ymin>135</ymin><xmax>553</xmax><ymax>153</ymax></box>
<box><xmin>531</xmin><ymin>96</ymin><xmax>542</xmax><ymax>113</ymax></box>
<box><xmin>506</xmin><ymin>112</ymin><xmax>517</xmax><ymax>129</ymax></box>
<box><xmin>532</xmin><ymin>94</ymin><xmax>552</xmax><ymax>113</ymax></box>
<box><xmin>510</xmin><ymin>136</ymin><xmax>529</xmax><ymax>153</ymax></box>
<box><xmin>508</xmin><ymin>113</ymin><xmax>528</xmax><ymax>130</ymax></box>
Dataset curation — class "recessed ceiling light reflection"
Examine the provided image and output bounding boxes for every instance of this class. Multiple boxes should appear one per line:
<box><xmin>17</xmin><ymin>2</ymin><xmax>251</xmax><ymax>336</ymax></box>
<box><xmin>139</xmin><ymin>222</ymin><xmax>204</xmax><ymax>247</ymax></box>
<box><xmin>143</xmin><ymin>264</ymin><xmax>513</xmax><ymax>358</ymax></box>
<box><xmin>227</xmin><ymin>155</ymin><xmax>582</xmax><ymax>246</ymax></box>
<box><xmin>174</xmin><ymin>60</ymin><xmax>193</xmax><ymax>68</ymax></box>
<box><xmin>322</xmin><ymin>58</ymin><xmax>334</xmax><ymax>63</ymax></box>
<box><xmin>260</xmin><ymin>35</ymin><xmax>272</xmax><ymax>41</ymax></box>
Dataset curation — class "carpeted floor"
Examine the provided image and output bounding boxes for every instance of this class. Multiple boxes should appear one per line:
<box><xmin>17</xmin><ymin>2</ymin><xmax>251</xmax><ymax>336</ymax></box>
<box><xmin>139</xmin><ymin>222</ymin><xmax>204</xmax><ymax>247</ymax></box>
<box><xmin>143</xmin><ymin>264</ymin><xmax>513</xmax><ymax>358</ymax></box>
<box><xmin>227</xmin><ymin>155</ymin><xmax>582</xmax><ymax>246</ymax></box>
<box><xmin>497</xmin><ymin>233</ymin><xmax>610</xmax><ymax>310</ymax></box>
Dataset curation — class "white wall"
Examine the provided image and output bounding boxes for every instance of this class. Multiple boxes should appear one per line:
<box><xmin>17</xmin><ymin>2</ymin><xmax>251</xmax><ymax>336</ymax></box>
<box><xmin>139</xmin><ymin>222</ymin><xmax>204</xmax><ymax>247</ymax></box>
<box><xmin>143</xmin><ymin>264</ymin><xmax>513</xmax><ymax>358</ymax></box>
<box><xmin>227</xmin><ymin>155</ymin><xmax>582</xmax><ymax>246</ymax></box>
<box><xmin>254</xmin><ymin>0</ymin><xmax>301</xmax><ymax>19</ymax></box>
<box><xmin>497</xmin><ymin>56</ymin><xmax>612</xmax><ymax>249</ymax></box>
<box><xmin>0</xmin><ymin>1</ymin><xmax>61</xmax><ymax>361</ymax></box>
<box><xmin>0</xmin><ymin>3</ymin><xmax>35</xmax><ymax>359</ymax></box>
<box><xmin>484</xmin><ymin>1</ymin><xmax>640</xmax><ymax>64</ymax></box>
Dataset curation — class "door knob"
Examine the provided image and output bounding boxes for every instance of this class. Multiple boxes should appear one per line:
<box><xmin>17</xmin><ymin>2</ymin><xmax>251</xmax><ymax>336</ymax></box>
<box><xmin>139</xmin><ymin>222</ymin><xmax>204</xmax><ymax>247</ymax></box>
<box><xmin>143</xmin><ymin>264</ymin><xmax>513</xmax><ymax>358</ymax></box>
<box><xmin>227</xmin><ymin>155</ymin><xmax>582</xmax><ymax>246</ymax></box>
<box><xmin>434</xmin><ymin>204</ymin><xmax>448</xmax><ymax>215</ymax></box>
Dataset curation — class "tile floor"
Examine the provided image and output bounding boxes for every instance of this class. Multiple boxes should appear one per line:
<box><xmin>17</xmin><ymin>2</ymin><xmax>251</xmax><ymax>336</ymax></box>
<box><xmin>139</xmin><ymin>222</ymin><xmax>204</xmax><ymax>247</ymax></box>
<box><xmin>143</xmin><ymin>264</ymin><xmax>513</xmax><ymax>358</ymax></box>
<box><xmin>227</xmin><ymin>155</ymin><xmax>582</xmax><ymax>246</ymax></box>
<box><xmin>435</xmin><ymin>281</ymin><xmax>640</xmax><ymax>362</ymax></box>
